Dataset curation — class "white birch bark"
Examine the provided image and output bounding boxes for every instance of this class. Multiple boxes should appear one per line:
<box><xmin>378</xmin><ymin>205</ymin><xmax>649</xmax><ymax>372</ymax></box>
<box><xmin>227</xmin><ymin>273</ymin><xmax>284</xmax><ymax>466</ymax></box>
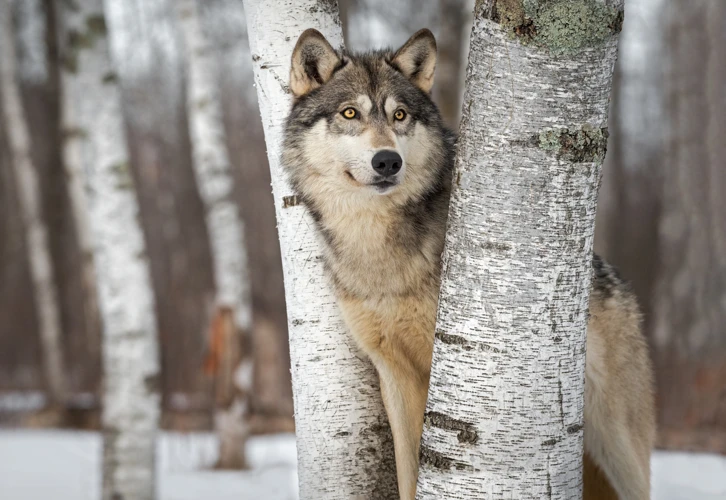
<box><xmin>175</xmin><ymin>0</ymin><xmax>253</xmax><ymax>468</ymax></box>
<box><xmin>0</xmin><ymin>0</ymin><xmax>67</xmax><ymax>407</ymax></box>
<box><xmin>11</xmin><ymin>0</ymin><xmax>48</xmax><ymax>85</ymax></box>
<box><xmin>417</xmin><ymin>1</ymin><xmax>623</xmax><ymax>498</ymax></box>
<box><xmin>176</xmin><ymin>0</ymin><xmax>250</xmax><ymax>332</ymax></box>
<box><xmin>55</xmin><ymin>0</ymin><xmax>104</xmax><ymax>386</ymax></box>
<box><xmin>243</xmin><ymin>1</ymin><xmax>397</xmax><ymax>497</ymax></box>
<box><xmin>55</xmin><ymin>0</ymin><xmax>161</xmax><ymax>498</ymax></box>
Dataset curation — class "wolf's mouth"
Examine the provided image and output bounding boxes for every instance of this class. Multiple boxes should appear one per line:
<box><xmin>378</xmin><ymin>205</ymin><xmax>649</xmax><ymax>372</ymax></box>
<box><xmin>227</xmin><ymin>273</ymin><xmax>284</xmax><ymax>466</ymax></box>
<box><xmin>369</xmin><ymin>179</ymin><xmax>398</xmax><ymax>193</ymax></box>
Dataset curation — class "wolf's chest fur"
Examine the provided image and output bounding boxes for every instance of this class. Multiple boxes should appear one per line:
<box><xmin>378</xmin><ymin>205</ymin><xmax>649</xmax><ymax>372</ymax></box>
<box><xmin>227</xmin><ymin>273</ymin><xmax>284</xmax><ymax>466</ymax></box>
<box><xmin>315</xmin><ymin>189</ymin><xmax>448</xmax><ymax>302</ymax></box>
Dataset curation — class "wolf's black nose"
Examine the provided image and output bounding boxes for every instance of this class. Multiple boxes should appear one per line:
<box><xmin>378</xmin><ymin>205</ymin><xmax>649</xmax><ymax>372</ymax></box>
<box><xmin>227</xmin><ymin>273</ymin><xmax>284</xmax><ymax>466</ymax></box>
<box><xmin>371</xmin><ymin>150</ymin><xmax>402</xmax><ymax>176</ymax></box>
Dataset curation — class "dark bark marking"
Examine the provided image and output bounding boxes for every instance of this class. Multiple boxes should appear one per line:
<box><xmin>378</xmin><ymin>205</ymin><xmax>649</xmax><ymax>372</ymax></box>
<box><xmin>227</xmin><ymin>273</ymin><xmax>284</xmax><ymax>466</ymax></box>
<box><xmin>419</xmin><ymin>445</ymin><xmax>453</xmax><ymax>470</ymax></box>
<box><xmin>435</xmin><ymin>330</ymin><xmax>473</xmax><ymax>350</ymax></box>
<box><xmin>143</xmin><ymin>374</ymin><xmax>160</xmax><ymax>393</ymax></box>
<box><xmin>542</xmin><ymin>437</ymin><xmax>559</xmax><ymax>446</ymax></box>
<box><xmin>567</xmin><ymin>423</ymin><xmax>584</xmax><ymax>434</ymax></box>
<box><xmin>539</xmin><ymin>126</ymin><xmax>609</xmax><ymax>163</ymax></box>
<box><xmin>425</xmin><ymin>411</ymin><xmax>478</xmax><ymax>444</ymax></box>
<box><xmin>282</xmin><ymin>195</ymin><xmax>300</xmax><ymax>208</ymax></box>
<box><xmin>482</xmin><ymin>240</ymin><xmax>512</xmax><ymax>252</ymax></box>
<box><xmin>557</xmin><ymin>374</ymin><xmax>565</xmax><ymax>425</ymax></box>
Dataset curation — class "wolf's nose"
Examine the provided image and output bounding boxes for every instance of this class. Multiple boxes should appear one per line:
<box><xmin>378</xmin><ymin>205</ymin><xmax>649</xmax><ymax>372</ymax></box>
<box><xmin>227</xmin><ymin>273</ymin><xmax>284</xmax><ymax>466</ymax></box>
<box><xmin>371</xmin><ymin>150</ymin><xmax>402</xmax><ymax>176</ymax></box>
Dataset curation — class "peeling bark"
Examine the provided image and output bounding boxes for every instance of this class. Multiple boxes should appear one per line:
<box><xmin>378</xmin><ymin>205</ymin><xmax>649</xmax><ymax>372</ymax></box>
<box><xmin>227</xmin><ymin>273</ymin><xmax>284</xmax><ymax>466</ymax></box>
<box><xmin>243</xmin><ymin>0</ymin><xmax>397</xmax><ymax>497</ymax></box>
<box><xmin>417</xmin><ymin>1</ymin><xmax>623</xmax><ymax>498</ymax></box>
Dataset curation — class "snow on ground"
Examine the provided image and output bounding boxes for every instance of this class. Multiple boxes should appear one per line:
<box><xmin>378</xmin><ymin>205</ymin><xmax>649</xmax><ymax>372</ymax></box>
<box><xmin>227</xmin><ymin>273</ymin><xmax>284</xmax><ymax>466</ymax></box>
<box><xmin>0</xmin><ymin>430</ymin><xmax>724</xmax><ymax>499</ymax></box>
<box><xmin>0</xmin><ymin>431</ymin><xmax>298</xmax><ymax>500</ymax></box>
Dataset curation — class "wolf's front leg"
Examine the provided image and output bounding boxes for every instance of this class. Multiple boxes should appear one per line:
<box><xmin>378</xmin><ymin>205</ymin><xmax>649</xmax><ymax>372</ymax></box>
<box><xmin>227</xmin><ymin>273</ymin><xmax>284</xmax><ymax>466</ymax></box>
<box><xmin>374</xmin><ymin>356</ymin><xmax>429</xmax><ymax>500</ymax></box>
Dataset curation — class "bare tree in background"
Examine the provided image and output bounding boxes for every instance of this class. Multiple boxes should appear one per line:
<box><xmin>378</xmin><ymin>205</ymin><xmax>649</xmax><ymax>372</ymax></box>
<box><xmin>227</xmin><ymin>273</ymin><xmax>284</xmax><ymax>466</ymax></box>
<box><xmin>244</xmin><ymin>0</ymin><xmax>397</xmax><ymax>496</ymax></box>
<box><xmin>105</xmin><ymin>0</ymin><xmax>216</xmax><ymax>425</ymax></box>
<box><xmin>433</xmin><ymin>0</ymin><xmax>472</xmax><ymax>127</ymax></box>
<box><xmin>418</xmin><ymin>1</ymin><xmax>623</xmax><ymax>497</ymax></box>
<box><xmin>55</xmin><ymin>0</ymin><xmax>161</xmax><ymax>497</ymax></box>
<box><xmin>1</xmin><ymin>0</ymin><xmax>68</xmax><ymax>411</ymax></box>
<box><xmin>54</xmin><ymin>0</ymin><xmax>104</xmax><ymax>406</ymax></box>
<box><xmin>198</xmin><ymin>0</ymin><xmax>294</xmax><ymax>435</ymax></box>
<box><xmin>651</xmin><ymin>0</ymin><xmax>726</xmax><ymax>452</ymax></box>
<box><xmin>175</xmin><ymin>0</ymin><xmax>253</xmax><ymax>468</ymax></box>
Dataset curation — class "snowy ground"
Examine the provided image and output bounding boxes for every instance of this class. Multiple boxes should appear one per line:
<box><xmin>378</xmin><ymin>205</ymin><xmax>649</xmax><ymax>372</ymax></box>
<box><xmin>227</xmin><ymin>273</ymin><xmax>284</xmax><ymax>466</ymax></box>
<box><xmin>0</xmin><ymin>430</ymin><xmax>724</xmax><ymax>499</ymax></box>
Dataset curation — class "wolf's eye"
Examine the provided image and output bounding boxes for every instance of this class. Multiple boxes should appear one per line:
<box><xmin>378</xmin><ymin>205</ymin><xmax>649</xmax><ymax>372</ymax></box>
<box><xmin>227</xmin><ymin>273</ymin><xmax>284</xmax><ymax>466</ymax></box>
<box><xmin>341</xmin><ymin>108</ymin><xmax>358</xmax><ymax>119</ymax></box>
<box><xmin>394</xmin><ymin>109</ymin><xmax>407</xmax><ymax>121</ymax></box>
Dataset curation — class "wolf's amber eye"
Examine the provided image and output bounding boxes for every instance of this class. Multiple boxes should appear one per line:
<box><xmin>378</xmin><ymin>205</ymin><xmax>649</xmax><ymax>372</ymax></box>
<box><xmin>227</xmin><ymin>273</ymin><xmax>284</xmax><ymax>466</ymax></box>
<box><xmin>342</xmin><ymin>108</ymin><xmax>358</xmax><ymax>119</ymax></box>
<box><xmin>394</xmin><ymin>109</ymin><xmax>407</xmax><ymax>121</ymax></box>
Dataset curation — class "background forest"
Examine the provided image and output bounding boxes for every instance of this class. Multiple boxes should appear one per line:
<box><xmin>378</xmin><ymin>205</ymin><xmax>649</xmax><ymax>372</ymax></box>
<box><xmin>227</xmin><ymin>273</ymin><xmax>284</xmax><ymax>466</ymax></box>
<box><xmin>0</xmin><ymin>0</ymin><xmax>724</xmax><ymax>497</ymax></box>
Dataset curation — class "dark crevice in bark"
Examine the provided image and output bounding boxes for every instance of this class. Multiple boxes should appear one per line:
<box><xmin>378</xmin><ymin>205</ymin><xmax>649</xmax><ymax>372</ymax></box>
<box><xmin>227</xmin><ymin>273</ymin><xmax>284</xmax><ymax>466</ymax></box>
<box><xmin>424</xmin><ymin>411</ymin><xmax>478</xmax><ymax>444</ymax></box>
<box><xmin>282</xmin><ymin>194</ymin><xmax>300</xmax><ymax>208</ymax></box>
<box><xmin>434</xmin><ymin>330</ymin><xmax>473</xmax><ymax>350</ymax></box>
<box><xmin>419</xmin><ymin>445</ymin><xmax>474</xmax><ymax>471</ymax></box>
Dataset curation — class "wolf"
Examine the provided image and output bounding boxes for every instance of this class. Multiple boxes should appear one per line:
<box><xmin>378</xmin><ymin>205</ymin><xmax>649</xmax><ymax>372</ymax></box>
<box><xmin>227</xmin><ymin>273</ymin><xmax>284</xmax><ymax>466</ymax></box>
<box><xmin>282</xmin><ymin>28</ymin><xmax>655</xmax><ymax>500</ymax></box>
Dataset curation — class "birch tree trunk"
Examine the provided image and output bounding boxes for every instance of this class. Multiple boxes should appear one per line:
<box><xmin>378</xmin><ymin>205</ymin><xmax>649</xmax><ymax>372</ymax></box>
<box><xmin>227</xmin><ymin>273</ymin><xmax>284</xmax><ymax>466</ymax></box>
<box><xmin>200</xmin><ymin>0</ymin><xmax>294</xmax><ymax>435</ymax></box>
<box><xmin>55</xmin><ymin>0</ymin><xmax>106</xmax><ymax>399</ymax></box>
<box><xmin>56</xmin><ymin>0</ymin><xmax>161</xmax><ymax>498</ymax></box>
<box><xmin>0</xmin><ymin>0</ymin><xmax>68</xmax><ymax>408</ymax></box>
<box><xmin>417</xmin><ymin>1</ymin><xmax>623</xmax><ymax>498</ymax></box>
<box><xmin>175</xmin><ymin>0</ymin><xmax>253</xmax><ymax>468</ymax></box>
<box><xmin>243</xmin><ymin>1</ymin><xmax>397</xmax><ymax>497</ymax></box>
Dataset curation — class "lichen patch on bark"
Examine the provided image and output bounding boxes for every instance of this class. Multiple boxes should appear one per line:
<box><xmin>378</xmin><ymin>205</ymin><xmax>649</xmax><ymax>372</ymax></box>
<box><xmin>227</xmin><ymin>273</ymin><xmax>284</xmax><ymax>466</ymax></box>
<box><xmin>538</xmin><ymin>125</ymin><xmax>609</xmax><ymax>162</ymax></box>
<box><xmin>492</xmin><ymin>0</ymin><xmax>623</xmax><ymax>54</ymax></box>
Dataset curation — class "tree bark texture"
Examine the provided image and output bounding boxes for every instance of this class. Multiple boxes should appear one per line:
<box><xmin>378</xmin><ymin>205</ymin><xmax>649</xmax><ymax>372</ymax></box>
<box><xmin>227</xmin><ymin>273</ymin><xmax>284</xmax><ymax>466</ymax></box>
<box><xmin>243</xmin><ymin>0</ymin><xmax>397</xmax><ymax>497</ymax></box>
<box><xmin>417</xmin><ymin>1</ymin><xmax>623</xmax><ymax>498</ymax></box>
<box><xmin>56</xmin><ymin>0</ymin><xmax>162</xmax><ymax>497</ymax></box>
<box><xmin>0</xmin><ymin>0</ymin><xmax>68</xmax><ymax>407</ymax></box>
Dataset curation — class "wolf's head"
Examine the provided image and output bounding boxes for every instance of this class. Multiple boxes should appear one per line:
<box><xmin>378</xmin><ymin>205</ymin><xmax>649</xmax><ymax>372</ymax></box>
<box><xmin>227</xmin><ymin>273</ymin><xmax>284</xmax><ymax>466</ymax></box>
<box><xmin>282</xmin><ymin>29</ymin><xmax>453</xmax><ymax>214</ymax></box>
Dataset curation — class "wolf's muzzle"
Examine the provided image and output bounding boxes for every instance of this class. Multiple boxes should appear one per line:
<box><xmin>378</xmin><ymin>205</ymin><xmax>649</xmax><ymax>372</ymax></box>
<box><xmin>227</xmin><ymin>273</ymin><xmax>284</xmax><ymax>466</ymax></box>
<box><xmin>371</xmin><ymin>150</ymin><xmax>402</xmax><ymax>177</ymax></box>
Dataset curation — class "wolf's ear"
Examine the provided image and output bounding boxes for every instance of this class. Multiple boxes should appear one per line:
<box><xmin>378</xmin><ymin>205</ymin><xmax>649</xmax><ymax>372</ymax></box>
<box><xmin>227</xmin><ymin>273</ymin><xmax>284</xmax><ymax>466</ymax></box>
<box><xmin>391</xmin><ymin>29</ymin><xmax>437</xmax><ymax>93</ymax></box>
<box><xmin>290</xmin><ymin>29</ymin><xmax>341</xmax><ymax>97</ymax></box>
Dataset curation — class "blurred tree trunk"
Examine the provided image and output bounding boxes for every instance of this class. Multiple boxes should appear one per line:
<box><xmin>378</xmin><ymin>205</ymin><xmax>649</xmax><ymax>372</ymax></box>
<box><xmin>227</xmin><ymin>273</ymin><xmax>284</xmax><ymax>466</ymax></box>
<box><xmin>0</xmin><ymin>0</ymin><xmax>68</xmax><ymax>409</ymax></box>
<box><xmin>104</xmin><ymin>0</ymin><xmax>216</xmax><ymax>427</ymax></box>
<box><xmin>175</xmin><ymin>0</ymin><xmax>253</xmax><ymax>468</ymax></box>
<box><xmin>344</xmin><ymin>0</ymin><xmax>439</xmax><ymax>52</ymax></box>
<box><xmin>433</xmin><ymin>0</ymin><xmax>472</xmax><ymax>127</ymax></box>
<box><xmin>244</xmin><ymin>0</ymin><xmax>397</xmax><ymax>497</ymax></box>
<box><xmin>651</xmin><ymin>0</ymin><xmax>726</xmax><ymax>453</ymax></box>
<box><xmin>56</xmin><ymin>0</ymin><xmax>161</xmax><ymax>498</ymax></box>
<box><xmin>53</xmin><ymin>0</ymin><xmax>105</xmax><ymax>407</ymax></box>
<box><xmin>199</xmin><ymin>0</ymin><xmax>294</xmax><ymax>435</ymax></box>
<box><xmin>417</xmin><ymin>1</ymin><xmax>622</xmax><ymax>498</ymax></box>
